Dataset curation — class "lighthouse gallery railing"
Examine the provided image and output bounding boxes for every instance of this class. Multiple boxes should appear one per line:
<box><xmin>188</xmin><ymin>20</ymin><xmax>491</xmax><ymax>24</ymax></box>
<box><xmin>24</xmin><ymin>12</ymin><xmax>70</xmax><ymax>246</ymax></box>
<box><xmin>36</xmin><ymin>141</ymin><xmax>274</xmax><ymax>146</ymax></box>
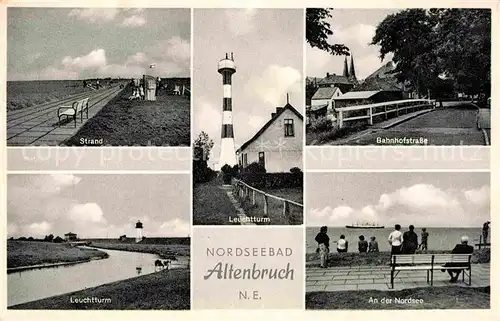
<box><xmin>233</xmin><ymin>178</ymin><xmax>303</xmax><ymax>225</ymax></box>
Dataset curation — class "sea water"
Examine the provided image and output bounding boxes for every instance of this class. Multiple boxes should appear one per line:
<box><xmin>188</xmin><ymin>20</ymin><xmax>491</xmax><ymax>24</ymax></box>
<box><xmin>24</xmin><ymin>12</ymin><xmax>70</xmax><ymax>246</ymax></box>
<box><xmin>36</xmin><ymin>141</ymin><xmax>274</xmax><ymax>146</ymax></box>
<box><xmin>306</xmin><ymin>227</ymin><xmax>483</xmax><ymax>253</ymax></box>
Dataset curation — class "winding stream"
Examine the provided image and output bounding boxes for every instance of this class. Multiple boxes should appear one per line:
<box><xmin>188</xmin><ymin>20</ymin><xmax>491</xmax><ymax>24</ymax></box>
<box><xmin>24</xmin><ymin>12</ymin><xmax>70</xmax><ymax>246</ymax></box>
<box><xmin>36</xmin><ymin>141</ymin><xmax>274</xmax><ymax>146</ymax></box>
<box><xmin>8</xmin><ymin>247</ymin><xmax>185</xmax><ymax>307</ymax></box>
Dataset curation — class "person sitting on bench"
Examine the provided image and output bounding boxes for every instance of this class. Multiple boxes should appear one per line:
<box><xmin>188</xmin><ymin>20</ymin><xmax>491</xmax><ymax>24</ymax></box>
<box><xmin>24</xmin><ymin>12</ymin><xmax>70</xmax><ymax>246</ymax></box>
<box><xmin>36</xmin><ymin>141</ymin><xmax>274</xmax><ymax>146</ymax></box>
<box><xmin>442</xmin><ymin>235</ymin><xmax>473</xmax><ymax>282</ymax></box>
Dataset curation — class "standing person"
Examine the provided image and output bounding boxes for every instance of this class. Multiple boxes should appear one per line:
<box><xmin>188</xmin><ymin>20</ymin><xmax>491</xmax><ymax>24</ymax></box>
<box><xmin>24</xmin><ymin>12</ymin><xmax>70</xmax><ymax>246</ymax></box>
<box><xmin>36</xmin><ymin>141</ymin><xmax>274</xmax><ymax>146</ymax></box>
<box><xmin>419</xmin><ymin>228</ymin><xmax>429</xmax><ymax>251</ymax></box>
<box><xmin>139</xmin><ymin>85</ymin><xmax>145</xmax><ymax>100</ymax></box>
<box><xmin>358</xmin><ymin>235</ymin><xmax>368</xmax><ymax>253</ymax></box>
<box><xmin>314</xmin><ymin>226</ymin><xmax>330</xmax><ymax>268</ymax></box>
<box><xmin>337</xmin><ymin>235</ymin><xmax>348</xmax><ymax>253</ymax></box>
<box><xmin>442</xmin><ymin>236</ymin><xmax>474</xmax><ymax>282</ymax></box>
<box><xmin>402</xmin><ymin>225</ymin><xmax>419</xmax><ymax>254</ymax></box>
<box><xmin>368</xmin><ymin>236</ymin><xmax>379</xmax><ymax>252</ymax></box>
<box><xmin>156</xmin><ymin>77</ymin><xmax>162</xmax><ymax>97</ymax></box>
<box><xmin>96</xmin><ymin>79</ymin><xmax>100</xmax><ymax>90</ymax></box>
<box><xmin>83</xmin><ymin>80</ymin><xmax>87</xmax><ymax>88</ymax></box>
<box><xmin>388</xmin><ymin>224</ymin><xmax>403</xmax><ymax>255</ymax></box>
<box><xmin>482</xmin><ymin>221</ymin><xmax>490</xmax><ymax>244</ymax></box>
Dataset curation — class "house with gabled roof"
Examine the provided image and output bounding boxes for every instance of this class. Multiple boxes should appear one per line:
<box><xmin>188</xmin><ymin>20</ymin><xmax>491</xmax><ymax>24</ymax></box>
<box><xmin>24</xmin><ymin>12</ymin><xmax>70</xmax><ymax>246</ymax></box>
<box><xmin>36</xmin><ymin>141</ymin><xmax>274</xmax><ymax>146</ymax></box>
<box><xmin>236</xmin><ymin>102</ymin><xmax>303</xmax><ymax>173</ymax></box>
<box><xmin>309</xmin><ymin>86</ymin><xmax>343</xmax><ymax>122</ymax></box>
<box><xmin>353</xmin><ymin>61</ymin><xmax>412</xmax><ymax>99</ymax></box>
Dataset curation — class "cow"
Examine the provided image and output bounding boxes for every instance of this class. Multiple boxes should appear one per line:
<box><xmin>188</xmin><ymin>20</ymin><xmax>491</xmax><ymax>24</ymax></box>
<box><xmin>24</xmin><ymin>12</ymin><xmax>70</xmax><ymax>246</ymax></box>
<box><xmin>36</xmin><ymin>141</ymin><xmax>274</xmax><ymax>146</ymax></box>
<box><xmin>154</xmin><ymin>259</ymin><xmax>164</xmax><ymax>271</ymax></box>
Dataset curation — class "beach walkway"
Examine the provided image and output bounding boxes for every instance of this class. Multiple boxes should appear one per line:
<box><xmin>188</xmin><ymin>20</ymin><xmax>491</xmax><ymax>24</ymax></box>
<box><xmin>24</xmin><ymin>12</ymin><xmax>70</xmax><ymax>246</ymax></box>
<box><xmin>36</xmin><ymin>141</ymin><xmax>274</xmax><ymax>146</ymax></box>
<box><xmin>7</xmin><ymin>86</ymin><xmax>123</xmax><ymax>146</ymax></box>
<box><xmin>306</xmin><ymin>263</ymin><xmax>490</xmax><ymax>292</ymax></box>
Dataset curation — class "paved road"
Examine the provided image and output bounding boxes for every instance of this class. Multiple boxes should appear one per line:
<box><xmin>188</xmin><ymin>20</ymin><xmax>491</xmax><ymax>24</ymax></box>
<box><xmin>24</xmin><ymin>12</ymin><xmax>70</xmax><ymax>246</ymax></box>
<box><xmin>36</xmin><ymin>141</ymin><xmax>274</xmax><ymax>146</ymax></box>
<box><xmin>7</xmin><ymin>86</ymin><xmax>123</xmax><ymax>146</ymax></box>
<box><xmin>306</xmin><ymin>263</ymin><xmax>490</xmax><ymax>292</ymax></box>
<box><xmin>329</xmin><ymin>104</ymin><xmax>489</xmax><ymax>146</ymax></box>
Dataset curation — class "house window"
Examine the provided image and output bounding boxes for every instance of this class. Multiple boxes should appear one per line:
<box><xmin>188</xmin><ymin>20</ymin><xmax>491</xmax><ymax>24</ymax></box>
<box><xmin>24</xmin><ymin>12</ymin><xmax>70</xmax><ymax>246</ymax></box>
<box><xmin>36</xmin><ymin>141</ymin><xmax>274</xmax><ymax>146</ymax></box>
<box><xmin>258</xmin><ymin>152</ymin><xmax>265</xmax><ymax>169</ymax></box>
<box><xmin>284</xmin><ymin>119</ymin><xmax>294</xmax><ymax>137</ymax></box>
<box><xmin>243</xmin><ymin>153</ymin><xmax>248</xmax><ymax>167</ymax></box>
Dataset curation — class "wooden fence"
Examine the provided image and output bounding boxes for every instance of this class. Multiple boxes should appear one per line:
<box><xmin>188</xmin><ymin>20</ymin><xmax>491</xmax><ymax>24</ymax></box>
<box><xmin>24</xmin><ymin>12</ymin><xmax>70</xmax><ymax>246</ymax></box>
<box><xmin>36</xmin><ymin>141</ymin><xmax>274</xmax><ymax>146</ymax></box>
<box><xmin>336</xmin><ymin>99</ymin><xmax>436</xmax><ymax>129</ymax></box>
<box><xmin>233</xmin><ymin>179</ymin><xmax>303</xmax><ymax>225</ymax></box>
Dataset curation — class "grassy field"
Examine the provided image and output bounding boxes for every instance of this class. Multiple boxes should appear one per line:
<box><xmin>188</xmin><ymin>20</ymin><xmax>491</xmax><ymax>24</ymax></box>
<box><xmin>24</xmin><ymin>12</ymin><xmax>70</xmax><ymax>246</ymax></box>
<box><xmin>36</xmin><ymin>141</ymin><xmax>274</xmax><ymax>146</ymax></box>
<box><xmin>306</xmin><ymin>286</ymin><xmax>490</xmax><ymax>309</ymax></box>
<box><xmin>7</xmin><ymin>80</ymin><xmax>91</xmax><ymax>111</ymax></box>
<box><xmin>9</xmin><ymin>269</ymin><xmax>190</xmax><ymax>310</ymax></box>
<box><xmin>306</xmin><ymin>248</ymin><xmax>491</xmax><ymax>267</ymax></box>
<box><xmin>7</xmin><ymin>241</ymin><xmax>108</xmax><ymax>268</ymax></box>
<box><xmin>64</xmin><ymin>83</ymin><xmax>190</xmax><ymax>146</ymax></box>
<box><xmin>89</xmin><ymin>241</ymin><xmax>190</xmax><ymax>259</ymax></box>
<box><xmin>306</xmin><ymin>119</ymin><xmax>368</xmax><ymax>145</ymax></box>
<box><xmin>239</xmin><ymin>186</ymin><xmax>303</xmax><ymax>225</ymax></box>
<box><xmin>193</xmin><ymin>177</ymin><xmax>241</xmax><ymax>225</ymax></box>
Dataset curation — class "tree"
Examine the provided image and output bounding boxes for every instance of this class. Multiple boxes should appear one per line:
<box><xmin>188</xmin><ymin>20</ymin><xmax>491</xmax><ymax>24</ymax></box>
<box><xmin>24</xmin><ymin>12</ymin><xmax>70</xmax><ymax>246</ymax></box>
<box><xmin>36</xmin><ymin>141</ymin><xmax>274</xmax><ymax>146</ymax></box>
<box><xmin>193</xmin><ymin>131</ymin><xmax>216</xmax><ymax>183</ymax></box>
<box><xmin>372</xmin><ymin>9</ymin><xmax>491</xmax><ymax>98</ymax></box>
<box><xmin>44</xmin><ymin>234</ymin><xmax>54</xmax><ymax>242</ymax></box>
<box><xmin>53</xmin><ymin>236</ymin><xmax>64</xmax><ymax>243</ymax></box>
<box><xmin>306</xmin><ymin>8</ymin><xmax>349</xmax><ymax>56</ymax></box>
<box><xmin>193</xmin><ymin>131</ymin><xmax>214</xmax><ymax>162</ymax></box>
<box><xmin>371</xmin><ymin>9</ymin><xmax>439</xmax><ymax>96</ymax></box>
<box><xmin>432</xmin><ymin>9</ymin><xmax>491</xmax><ymax>98</ymax></box>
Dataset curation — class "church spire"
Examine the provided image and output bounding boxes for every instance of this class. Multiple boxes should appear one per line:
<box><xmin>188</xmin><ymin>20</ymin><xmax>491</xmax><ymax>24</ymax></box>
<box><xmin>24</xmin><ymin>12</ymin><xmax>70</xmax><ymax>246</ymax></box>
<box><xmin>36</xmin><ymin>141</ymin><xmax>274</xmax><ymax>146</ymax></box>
<box><xmin>342</xmin><ymin>56</ymin><xmax>349</xmax><ymax>78</ymax></box>
<box><xmin>349</xmin><ymin>55</ymin><xmax>356</xmax><ymax>80</ymax></box>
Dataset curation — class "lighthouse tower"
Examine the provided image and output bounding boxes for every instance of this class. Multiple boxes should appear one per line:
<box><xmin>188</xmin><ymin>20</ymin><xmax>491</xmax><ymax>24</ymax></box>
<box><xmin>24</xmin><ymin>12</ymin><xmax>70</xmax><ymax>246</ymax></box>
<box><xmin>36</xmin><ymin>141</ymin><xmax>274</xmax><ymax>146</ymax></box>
<box><xmin>135</xmin><ymin>220</ymin><xmax>143</xmax><ymax>243</ymax></box>
<box><xmin>217</xmin><ymin>52</ymin><xmax>237</xmax><ymax>170</ymax></box>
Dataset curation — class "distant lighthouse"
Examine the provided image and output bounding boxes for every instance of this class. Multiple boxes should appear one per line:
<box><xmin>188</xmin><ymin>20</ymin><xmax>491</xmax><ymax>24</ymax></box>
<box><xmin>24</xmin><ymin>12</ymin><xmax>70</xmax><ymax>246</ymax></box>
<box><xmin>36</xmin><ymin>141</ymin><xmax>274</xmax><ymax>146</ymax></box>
<box><xmin>217</xmin><ymin>52</ymin><xmax>237</xmax><ymax>169</ymax></box>
<box><xmin>135</xmin><ymin>220</ymin><xmax>143</xmax><ymax>243</ymax></box>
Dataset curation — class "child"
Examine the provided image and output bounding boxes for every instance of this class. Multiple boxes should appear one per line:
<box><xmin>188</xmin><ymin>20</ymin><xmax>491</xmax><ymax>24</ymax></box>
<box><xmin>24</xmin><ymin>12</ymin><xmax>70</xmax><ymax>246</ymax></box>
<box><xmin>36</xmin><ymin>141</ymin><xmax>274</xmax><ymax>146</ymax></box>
<box><xmin>419</xmin><ymin>228</ymin><xmax>429</xmax><ymax>251</ymax></box>
<box><xmin>337</xmin><ymin>235</ymin><xmax>348</xmax><ymax>253</ymax></box>
<box><xmin>368</xmin><ymin>236</ymin><xmax>379</xmax><ymax>252</ymax></box>
<box><xmin>358</xmin><ymin>235</ymin><xmax>368</xmax><ymax>253</ymax></box>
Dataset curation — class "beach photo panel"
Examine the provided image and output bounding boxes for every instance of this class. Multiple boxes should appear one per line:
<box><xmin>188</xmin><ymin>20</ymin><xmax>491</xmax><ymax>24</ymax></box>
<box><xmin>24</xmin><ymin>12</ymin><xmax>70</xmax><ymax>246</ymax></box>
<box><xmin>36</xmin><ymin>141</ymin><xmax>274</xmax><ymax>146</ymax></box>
<box><xmin>305</xmin><ymin>171</ymin><xmax>491</xmax><ymax>310</ymax></box>
<box><xmin>7</xmin><ymin>7</ymin><xmax>191</xmax><ymax>147</ymax></box>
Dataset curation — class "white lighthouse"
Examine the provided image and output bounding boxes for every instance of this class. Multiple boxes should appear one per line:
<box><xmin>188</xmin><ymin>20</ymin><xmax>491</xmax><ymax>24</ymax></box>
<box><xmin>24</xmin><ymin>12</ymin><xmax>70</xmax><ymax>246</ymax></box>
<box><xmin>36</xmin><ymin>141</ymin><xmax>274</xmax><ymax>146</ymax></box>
<box><xmin>135</xmin><ymin>220</ymin><xmax>143</xmax><ymax>243</ymax></box>
<box><xmin>217</xmin><ymin>52</ymin><xmax>237</xmax><ymax>170</ymax></box>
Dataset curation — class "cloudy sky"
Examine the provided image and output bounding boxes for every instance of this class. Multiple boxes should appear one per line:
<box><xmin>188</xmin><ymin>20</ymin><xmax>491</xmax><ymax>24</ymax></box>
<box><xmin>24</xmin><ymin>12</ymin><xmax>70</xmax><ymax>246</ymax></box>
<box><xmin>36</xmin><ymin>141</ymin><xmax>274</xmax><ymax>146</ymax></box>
<box><xmin>193</xmin><ymin>9</ymin><xmax>303</xmax><ymax>168</ymax></box>
<box><xmin>8</xmin><ymin>174</ymin><xmax>190</xmax><ymax>239</ymax></box>
<box><xmin>7</xmin><ymin>8</ymin><xmax>190</xmax><ymax>81</ymax></box>
<box><xmin>307</xmin><ymin>9</ymin><xmax>399</xmax><ymax>80</ymax></box>
<box><xmin>307</xmin><ymin>172</ymin><xmax>490</xmax><ymax>228</ymax></box>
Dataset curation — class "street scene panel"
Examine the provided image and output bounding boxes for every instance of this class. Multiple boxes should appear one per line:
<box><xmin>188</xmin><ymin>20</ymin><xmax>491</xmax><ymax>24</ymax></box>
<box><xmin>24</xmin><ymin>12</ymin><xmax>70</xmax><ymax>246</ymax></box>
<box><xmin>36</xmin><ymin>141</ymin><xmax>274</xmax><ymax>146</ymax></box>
<box><xmin>193</xmin><ymin>9</ymin><xmax>304</xmax><ymax>226</ymax></box>
<box><xmin>306</xmin><ymin>8</ymin><xmax>491</xmax><ymax>146</ymax></box>
<box><xmin>305</xmin><ymin>172</ymin><xmax>490</xmax><ymax>310</ymax></box>
<box><xmin>7</xmin><ymin>8</ymin><xmax>190</xmax><ymax>146</ymax></box>
<box><xmin>7</xmin><ymin>174</ymin><xmax>190</xmax><ymax>309</ymax></box>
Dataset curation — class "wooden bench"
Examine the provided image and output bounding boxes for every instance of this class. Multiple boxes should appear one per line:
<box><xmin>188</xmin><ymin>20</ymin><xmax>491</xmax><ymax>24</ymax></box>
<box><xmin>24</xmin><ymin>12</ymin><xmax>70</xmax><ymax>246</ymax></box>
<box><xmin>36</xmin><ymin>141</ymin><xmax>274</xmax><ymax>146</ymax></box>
<box><xmin>390</xmin><ymin>254</ymin><xmax>472</xmax><ymax>288</ymax></box>
<box><xmin>57</xmin><ymin>97</ymin><xmax>89</xmax><ymax>127</ymax></box>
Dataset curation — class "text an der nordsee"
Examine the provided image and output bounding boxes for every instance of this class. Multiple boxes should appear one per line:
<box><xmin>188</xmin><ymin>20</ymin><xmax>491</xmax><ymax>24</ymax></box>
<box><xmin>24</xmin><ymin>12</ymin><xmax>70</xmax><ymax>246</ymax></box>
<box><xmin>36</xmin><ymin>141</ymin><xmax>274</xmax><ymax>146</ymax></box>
<box><xmin>203</xmin><ymin>247</ymin><xmax>294</xmax><ymax>280</ymax></box>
